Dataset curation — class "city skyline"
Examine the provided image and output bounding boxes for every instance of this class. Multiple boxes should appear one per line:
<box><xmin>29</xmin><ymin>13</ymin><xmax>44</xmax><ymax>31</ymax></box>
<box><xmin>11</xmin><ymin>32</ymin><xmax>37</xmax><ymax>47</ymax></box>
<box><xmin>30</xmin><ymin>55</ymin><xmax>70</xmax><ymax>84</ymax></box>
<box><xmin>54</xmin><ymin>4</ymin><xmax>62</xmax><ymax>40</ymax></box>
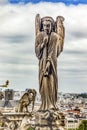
<box><xmin>0</xmin><ymin>0</ymin><xmax>87</xmax><ymax>93</ymax></box>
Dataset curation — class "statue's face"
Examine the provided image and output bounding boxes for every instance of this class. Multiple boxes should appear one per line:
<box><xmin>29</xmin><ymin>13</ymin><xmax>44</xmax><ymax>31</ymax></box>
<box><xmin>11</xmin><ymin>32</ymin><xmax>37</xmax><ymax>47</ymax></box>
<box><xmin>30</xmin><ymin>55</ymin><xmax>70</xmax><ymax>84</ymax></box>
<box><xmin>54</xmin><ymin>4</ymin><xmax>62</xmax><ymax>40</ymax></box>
<box><xmin>43</xmin><ymin>20</ymin><xmax>52</xmax><ymax>34</ymax></box>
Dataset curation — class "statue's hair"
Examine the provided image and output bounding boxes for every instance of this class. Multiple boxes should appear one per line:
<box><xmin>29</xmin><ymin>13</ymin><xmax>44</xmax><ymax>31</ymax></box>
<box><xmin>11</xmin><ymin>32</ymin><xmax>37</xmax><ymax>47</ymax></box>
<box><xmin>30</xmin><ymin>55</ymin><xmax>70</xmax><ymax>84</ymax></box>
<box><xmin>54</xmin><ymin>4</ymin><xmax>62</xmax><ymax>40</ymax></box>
<box><xmin>41</xmin><ymin>16</ymin><xmax>54</xmax><ymax>23</ymax></box>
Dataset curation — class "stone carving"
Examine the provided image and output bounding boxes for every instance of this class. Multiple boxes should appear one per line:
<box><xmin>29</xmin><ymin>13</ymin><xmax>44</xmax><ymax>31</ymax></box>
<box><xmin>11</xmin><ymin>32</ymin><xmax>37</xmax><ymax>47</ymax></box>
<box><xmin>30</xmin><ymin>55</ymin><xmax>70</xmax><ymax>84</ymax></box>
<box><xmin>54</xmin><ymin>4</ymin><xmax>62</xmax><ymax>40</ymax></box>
<box><xmin>20</xmin><ymin>113</ymin><xmax>35</xmax><ymax>130</ymax></box>
<box><xmin>0</xmin><ymin>91</ymin><xmax>4</xmax><ymax>100</ymax></box>
<box><xmin>0</xmin><ymin>112</ymin><xmax>10</xmax><ymax>128</ymax></box>
<box><xmin>8</xmin><ymin>121</ymin><xmax>19</xmax><ymax>130</ymax></box>
<box><xmin>35</xmin><ymin>14</ymin><xmax>65</xmax><ymax>110</ymax></box>
<box><xmin>0</xmin><ymin>80</ymin><xmax>9</xmax><ymax>88</ymax></box>
<box><xmin>35</xmin><ymin>110</ymin><xmax>65</xmax><ymax>130</ymax></box>
<box><xmin>18</xmin><ymin>89</ymin><xmax>37</xmax><ymax>112</ymax></box>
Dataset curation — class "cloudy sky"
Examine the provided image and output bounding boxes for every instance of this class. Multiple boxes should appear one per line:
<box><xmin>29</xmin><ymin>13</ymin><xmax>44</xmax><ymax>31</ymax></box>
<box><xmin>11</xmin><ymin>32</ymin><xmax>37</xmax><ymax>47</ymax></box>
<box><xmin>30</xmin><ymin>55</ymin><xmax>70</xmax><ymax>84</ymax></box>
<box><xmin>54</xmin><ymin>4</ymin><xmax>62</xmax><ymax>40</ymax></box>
<box><xmin>0</xmin><ymin>0</ymin><xmax>87</xmax><ymax>93</ymax></box>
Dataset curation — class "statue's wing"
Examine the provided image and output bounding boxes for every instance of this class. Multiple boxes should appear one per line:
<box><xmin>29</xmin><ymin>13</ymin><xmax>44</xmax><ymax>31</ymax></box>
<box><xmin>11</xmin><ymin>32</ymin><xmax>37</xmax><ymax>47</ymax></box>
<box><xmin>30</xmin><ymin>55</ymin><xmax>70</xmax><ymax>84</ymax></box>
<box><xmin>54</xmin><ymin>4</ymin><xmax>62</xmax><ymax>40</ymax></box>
<box><xmin>35</xmin><ymin>14</ymin><xmax>41</xmax><ymax>36</ymax></box>
<box><xmin>56</xmin><ymin>16</ymin><xmax>65</xmax><ymax>56</ymax></box>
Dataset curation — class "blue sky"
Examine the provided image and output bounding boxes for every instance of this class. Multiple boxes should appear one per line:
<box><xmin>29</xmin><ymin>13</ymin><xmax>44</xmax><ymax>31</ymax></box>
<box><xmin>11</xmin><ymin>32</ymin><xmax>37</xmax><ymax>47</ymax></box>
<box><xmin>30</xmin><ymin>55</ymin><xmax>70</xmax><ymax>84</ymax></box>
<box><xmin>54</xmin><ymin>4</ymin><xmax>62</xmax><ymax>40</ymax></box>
<box><xmin>8</xmin><ymin>0</ymin><xmax>87</xmax><ymax>5</ymax></box>
<box><xmin>0</xmin><ymin>0</ymin><xmax>87</xmax><ymax>93</ymax></box>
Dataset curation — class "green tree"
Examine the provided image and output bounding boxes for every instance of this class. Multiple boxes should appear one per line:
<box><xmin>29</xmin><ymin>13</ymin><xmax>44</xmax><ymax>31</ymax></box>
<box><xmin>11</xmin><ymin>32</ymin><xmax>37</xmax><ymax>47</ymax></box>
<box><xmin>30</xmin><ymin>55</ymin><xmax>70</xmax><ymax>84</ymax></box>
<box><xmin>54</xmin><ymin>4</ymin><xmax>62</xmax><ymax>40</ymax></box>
<box><xmin>68</xmin><ymin>128</ymin><xmax>78</xmax><ymax>130</ymax></box>
<box><xmin>82</xmin><ymin>120</ymin><xmax>87</xmax><ymax>130</ymax></box>
<box><xmin>78</xmin><ymin>120</ymin><xmax>87</xmax><ymax>130</ymax></box>
<box><xmin>27</xmin><ymin>127</ymin><xmax>35</xmax><ymax>130</ymax></box>
<box><xmin>78</xmin><ymin>124</ymin><xmax>84</xmax><ymax>130</ymax></box>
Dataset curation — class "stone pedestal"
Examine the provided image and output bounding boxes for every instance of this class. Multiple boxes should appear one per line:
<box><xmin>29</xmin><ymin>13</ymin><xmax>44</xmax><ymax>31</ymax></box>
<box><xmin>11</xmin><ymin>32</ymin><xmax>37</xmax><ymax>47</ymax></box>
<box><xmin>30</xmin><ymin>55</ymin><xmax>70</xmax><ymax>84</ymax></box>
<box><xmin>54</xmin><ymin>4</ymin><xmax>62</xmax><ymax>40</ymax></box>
<box><xmin>35</xmin><ymin>110</ymin><xmax>65</xmax><ymax>130</ymax></box>
<box><xmin>19</xmin><ymin>110</ymin><xmax>65</xmax><ymax>130</ymax></box>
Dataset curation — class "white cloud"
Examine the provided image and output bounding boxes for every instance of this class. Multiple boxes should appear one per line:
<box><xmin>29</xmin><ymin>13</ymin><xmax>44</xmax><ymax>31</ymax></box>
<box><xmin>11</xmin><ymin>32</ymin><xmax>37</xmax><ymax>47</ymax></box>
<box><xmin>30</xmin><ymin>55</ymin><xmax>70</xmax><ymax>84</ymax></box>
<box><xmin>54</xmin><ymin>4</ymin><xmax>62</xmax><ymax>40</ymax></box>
<box><xmin>0</xmin><ymin>0</ymin><xmax>8</xmax><ymax>5</ymax></box>
<box><xmin>0</xmin><ymin>2</ymin><xmax>87</xmax><ymax>92</ymax></box>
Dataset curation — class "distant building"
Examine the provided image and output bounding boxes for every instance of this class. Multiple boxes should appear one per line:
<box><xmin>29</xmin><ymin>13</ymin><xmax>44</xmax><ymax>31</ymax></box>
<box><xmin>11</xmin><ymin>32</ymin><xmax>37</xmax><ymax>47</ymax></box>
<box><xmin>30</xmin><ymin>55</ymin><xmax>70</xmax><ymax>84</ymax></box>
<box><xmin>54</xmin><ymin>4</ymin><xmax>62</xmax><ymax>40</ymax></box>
<box><xmin>65</xmin><ymin>117</ymin><xmax>79</xmax><ymax>129</ymax></box>
<box><xmin>4</xmin><ymin>89</ymin><xmax>14</xmax><ymax>100</ymax></box>
<box><xmin>13</xmin><ymin>91</ymin><xmax>21</xmax><ymax>100</ymax></box>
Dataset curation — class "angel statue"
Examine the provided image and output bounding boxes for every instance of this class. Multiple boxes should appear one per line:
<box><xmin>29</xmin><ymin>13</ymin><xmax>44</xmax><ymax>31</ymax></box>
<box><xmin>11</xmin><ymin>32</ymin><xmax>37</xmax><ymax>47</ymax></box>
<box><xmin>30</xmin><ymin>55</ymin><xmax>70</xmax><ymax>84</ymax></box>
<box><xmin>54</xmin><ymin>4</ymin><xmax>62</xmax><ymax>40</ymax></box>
<box><xmin>35</xmin><ymin>14</ymin><xmax>65</xmax><ymax>110</ymax></box>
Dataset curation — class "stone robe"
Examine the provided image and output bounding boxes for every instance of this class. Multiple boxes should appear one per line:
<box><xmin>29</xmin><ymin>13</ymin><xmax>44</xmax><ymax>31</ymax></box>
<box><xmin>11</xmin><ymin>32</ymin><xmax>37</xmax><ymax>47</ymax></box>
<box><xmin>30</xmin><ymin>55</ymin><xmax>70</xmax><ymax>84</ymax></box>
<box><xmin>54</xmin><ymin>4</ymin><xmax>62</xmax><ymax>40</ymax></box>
<box><xmin>35</xmin><ymin>31</ymin><xmax>59</xmax><ymax>110</ymax></box>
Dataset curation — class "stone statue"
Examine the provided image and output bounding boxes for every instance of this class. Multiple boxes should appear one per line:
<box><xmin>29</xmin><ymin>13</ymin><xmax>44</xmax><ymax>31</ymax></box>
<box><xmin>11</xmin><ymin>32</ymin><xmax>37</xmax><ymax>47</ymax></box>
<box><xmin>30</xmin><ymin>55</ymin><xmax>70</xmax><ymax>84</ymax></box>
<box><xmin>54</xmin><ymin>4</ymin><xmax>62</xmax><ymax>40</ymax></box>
<box><xmin>18</xmin><ymin>89</ymin><xmax>37</xmax><ymax>112</ymax></box>
<box><xmin>35</xmin><ymin>14</ymin><xmax>65</xmax><ymax>110</ymax></box>
<box><xmin>0</xmin><ymin>80</ymin><xmax>9</xmax><ymax>88</ymax></box>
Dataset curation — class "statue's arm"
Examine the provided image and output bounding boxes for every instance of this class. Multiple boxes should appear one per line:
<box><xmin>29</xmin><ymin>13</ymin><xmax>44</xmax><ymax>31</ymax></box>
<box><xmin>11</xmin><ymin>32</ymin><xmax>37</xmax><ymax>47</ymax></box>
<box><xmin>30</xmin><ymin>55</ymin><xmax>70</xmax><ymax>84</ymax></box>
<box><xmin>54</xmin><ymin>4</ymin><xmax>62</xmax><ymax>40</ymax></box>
<box><xmin>35</xmin><ymin>34</ymin><xmax>44</xmax><ymax>60</ymax></box>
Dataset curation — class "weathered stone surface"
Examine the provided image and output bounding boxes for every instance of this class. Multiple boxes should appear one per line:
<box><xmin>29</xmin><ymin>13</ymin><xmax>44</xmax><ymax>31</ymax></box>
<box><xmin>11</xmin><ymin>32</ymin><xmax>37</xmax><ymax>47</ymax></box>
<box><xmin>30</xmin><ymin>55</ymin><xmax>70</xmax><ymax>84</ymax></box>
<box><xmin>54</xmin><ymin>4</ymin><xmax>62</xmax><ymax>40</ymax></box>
<box><xmin>35</xmin><ymin>14</ymin><xmax>65</xmax><ymax>110</ymax></box>
<box><xmin>35</xmin><ymin>110</ymin><xmax>65</xmax><ymax>130</ymax></box>
<box><xmin>16</xmin><ymin>110</ymin><xmax>65</xmax><ymax>130</ymax></box>
<box><xmin>18</xmin><ymin>89</ymin><xmax>37</xmax><ymax>113</ymax></box>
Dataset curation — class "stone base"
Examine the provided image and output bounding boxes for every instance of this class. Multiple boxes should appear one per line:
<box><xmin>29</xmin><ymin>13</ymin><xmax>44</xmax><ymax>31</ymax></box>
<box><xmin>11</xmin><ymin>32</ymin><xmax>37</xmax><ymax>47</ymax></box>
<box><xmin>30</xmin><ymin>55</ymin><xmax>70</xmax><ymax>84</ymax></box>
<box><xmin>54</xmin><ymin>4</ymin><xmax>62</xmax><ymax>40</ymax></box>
<box><xmin>19</xmin><ymin>110</ymin><xmax>65</xmax><ymax>130</ymax></box>
<box><xmin>35</xmin><ymin>110</ymin><xmax>65</xmax><ymax>130</ymax></box>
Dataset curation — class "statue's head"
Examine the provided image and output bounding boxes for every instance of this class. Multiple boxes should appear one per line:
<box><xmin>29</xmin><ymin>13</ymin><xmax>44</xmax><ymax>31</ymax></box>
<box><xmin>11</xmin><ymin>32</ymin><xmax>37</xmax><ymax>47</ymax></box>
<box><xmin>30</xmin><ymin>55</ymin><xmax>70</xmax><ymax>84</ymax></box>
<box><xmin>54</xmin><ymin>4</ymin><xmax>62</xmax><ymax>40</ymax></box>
<box><xmin>27</xmin><ymin>89</ymin><xmax>37</xmax><ymax>101</ymax></box>
<box><xmin>41</xmin><ymin>17</ymin><xmax>55</xmax><ymax>34</ymax></box>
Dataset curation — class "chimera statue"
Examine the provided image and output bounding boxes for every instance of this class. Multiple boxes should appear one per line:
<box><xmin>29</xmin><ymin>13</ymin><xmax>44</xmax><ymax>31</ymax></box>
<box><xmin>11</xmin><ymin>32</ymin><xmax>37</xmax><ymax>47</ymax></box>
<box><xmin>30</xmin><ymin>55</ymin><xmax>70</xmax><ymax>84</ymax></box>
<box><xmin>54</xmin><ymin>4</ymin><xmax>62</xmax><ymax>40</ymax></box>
<box><xmin>18</xmin><ymin>89</ymin><xmax>37</xmax><ymax>112</ymax></box>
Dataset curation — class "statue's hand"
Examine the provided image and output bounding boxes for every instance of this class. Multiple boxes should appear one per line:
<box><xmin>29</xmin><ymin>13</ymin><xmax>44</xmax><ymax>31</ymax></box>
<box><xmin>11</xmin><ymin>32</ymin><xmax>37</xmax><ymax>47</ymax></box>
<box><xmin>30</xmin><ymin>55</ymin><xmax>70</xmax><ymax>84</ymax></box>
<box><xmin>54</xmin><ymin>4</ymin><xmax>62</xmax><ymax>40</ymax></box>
<box><xmin>44</xmin><ymin>61</ymin><xmax>50</xmax><ymax>76</ymax></box>
<box><xmin>43</xmin><ymin>35</ymin><xmax>48</xmax><ymax>45</ymax></box>
<box><xmin>41</xmin><ymin>35</ymin><xmax>48</xmax><ymax>49</ymax></box>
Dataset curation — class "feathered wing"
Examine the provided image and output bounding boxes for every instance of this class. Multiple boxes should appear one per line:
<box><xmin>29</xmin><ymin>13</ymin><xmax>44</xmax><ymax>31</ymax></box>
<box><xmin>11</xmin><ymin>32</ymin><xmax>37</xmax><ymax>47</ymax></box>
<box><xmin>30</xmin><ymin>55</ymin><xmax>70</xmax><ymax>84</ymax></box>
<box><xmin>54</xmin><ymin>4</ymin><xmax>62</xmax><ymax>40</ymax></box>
<box><xmin>55</xmin><ymin>16</ymin><xmax>65</xmax><ymax>56</ymax></box>
<box><xmin>35</xmin><ymin>14</ymin><xmax>41</xmax><ymax>36</ymax></box>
